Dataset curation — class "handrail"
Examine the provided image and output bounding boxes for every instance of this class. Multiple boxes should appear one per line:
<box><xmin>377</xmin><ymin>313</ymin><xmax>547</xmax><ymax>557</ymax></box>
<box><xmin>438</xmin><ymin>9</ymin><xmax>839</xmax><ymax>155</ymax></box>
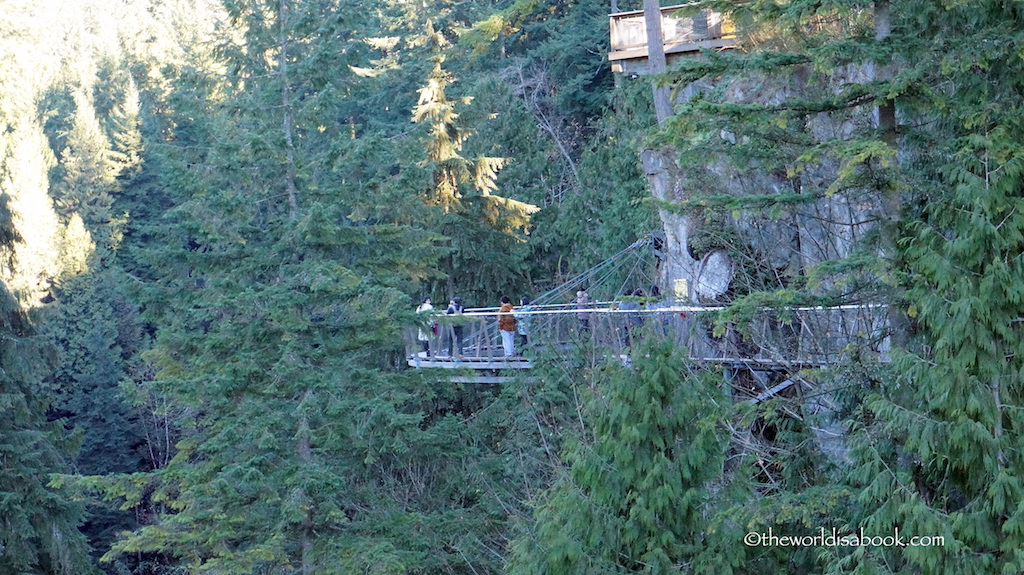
<box><xmin>609</xmin><ymin>4</ymin><xmax>732</xmax><ymax>52</ymax></box>
<box><xmin>406</xmin><ymin>304</ymin><xmax>891</xmax><ymax>367</ymax></box>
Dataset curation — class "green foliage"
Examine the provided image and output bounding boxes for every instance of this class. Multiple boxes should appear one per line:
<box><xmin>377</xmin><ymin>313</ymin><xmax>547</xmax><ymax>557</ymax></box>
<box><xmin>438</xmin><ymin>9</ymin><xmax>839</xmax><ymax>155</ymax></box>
<box><xmin>510</xmin><ymin>339</ymin><xmax>732</xmax><ymax>574</ymax></box>
<box><xmin>845</xmin><ymin>88</ymin><xmax>1024</xmax><ymax>575</ymax></box>
<box><xmin>0</xmin><ymin>200</ymin><xmax>98</xmax><ymax>575</ymax></box>
<box><xmin>22</xmin><ymin>0</ymin><xmax>1024</xmax><ymax>574</ymax></box>
<box><xmin>408</xmin><ymin>24</ymin><xmax>540</xmax><ymax>302</ymax></box>
<box><xmin>40</xmin><ymin>264</ymin><xmax>152</xmax><ymax>562</ymax></box>
<box><xmin>658</xmin><ymin>0</ymin><xmax>1024</xmax><ymax>573</ymax></box>
<box><xmin>660</xmin><ymin>190</ymin><xmax>818</xmax><ymax>216</ymax></box>
<box><xmin>458</xmin><ymin>0</ymin><xmax>542</xmax><ymax>52</ymax></box>
<box><xmin>65</xmin><ymin>3</ymin><xmax>526</xmax><ymax>573</ymax></box>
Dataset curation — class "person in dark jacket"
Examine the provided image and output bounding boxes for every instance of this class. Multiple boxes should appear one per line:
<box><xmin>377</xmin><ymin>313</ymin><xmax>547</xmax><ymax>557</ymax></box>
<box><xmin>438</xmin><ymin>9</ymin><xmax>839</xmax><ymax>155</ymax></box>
<box><xmin>619</xmin><ymin>289</ymin><xmax>644</xmax><ymax>347</ymax></box>
<box><xmin>515</xmin><ymin>296</ymin><xmax>533</xmax><ymax>352</ymax></box>
<box><xmin>446</xmin><ymin>297</ymin><xmax>465</xmax><ymax>357</ymax></box>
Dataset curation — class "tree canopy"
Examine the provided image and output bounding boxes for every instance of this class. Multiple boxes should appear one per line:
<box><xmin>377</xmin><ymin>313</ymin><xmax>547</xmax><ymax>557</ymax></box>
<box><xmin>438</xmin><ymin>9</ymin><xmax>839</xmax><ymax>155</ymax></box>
<box><xmin>2</xmin><ymin>0</ymin><xmax>1024</xmax><ymax>574</ymax></box>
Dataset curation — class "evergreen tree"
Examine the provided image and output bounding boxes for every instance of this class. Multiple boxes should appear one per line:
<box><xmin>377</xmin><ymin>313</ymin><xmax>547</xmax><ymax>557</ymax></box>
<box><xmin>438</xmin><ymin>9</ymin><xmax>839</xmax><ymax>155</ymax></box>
<box><xmin>0</xmin><ymin>196</ymin><xmax>98</xmax><ymax>574</ymax></box>
<box><xmin>836</xmin><ymin>2</ymin><xmax>1024</xmax><ymax>573</ymax></box>
<box><xmin>51</xmin><ymin>89</ymin><xmax>121</xmax><ymax>251</ymax></box>
<box><xmin>83</xmin><ymin>2</ymin><xmax>515</xmax><ymax>573</ymax></box>
<box><xmin>654</xmin><ymin>1</ymin><xmax>1024</xmax><ymax>573</ymax></box>
<box><xmin>458</xmin><ymin>0</ymin><xmax>658</xmax><ymax>286</ymax></box>
<box><xmin>410</xmin><ymin>22</ymin><xmax>538</xmax><ymax>301</ymax></box>
<box><xmin>509</xmin><ymin>339</ymin><xmax>731</xmax><ymax>574</ymax></box>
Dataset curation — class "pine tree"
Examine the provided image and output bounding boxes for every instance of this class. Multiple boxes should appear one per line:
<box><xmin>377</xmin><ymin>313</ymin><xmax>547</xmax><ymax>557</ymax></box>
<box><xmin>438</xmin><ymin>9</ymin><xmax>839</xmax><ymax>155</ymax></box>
<box><xmin>410</xmin><ymin>22</ymin><xmax>538</xmax><ymax>301</ymax></box>
<box><xmin>509</xmin><ymin>339</ymin><xmax>731</xmax><ymax>574</ymax></box>
<box><xmin>0</xmin><ymin>196</ymin><xmax>98</xmax><ymax>574</ymax></box>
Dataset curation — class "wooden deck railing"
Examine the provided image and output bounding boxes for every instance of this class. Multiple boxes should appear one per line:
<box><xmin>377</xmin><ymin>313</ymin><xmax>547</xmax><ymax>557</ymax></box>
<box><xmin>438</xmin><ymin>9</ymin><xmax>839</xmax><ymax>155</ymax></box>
<box><xmin>608</xmin><ymin>4</ymin><xmax>735</xmax><ymax>74</ymax></box>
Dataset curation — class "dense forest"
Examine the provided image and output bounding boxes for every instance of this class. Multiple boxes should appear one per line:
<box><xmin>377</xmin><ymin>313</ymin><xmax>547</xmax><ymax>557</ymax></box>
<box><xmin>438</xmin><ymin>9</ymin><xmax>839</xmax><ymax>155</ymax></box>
<box><xmin>3</xmin><ymin>0</ymin><xmax>1024</xmax><ymax>574</ymax></box>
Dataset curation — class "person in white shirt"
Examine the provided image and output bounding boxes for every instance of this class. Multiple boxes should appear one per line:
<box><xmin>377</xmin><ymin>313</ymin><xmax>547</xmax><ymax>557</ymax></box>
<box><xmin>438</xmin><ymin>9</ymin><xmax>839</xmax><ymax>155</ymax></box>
<box><xmin>416</xmin><ymin>297</ymin><xmax>434</xmax><ymax>357</ymax></box>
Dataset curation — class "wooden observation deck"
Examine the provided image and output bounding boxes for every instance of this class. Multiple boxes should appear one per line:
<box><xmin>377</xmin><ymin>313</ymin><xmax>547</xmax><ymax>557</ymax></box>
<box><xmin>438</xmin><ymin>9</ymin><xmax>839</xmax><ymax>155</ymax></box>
<box><xmin>609</xmin><ymin>4</ymin><xmax>735</xmax><ymax>75</ymax></box>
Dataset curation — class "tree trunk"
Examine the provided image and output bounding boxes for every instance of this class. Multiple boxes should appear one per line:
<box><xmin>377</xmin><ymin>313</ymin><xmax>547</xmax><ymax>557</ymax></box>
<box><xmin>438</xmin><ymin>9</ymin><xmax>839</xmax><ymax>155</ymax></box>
<box><xmin>643</xmin><ymin>0</ymin><xmax>673</xmax><ymax>125</ymax></box>
<box><xmin>298</xmin><ymin>409</ymin><xmax>314</xmax><ymax>575</ymax></box>
<box><xmin>874</xmin><ymin>0</ymin><xmax>909</xmax><ymax>346</ymax></box>
<box><xmin>641</xmin><ymin>2</ymin><xmax>693</xmax><ymax>300</ymax></box>
<box><xmin>279</xmin><ymin>0</ymin><xmax>299</xmax><ymax>220</ymax></box>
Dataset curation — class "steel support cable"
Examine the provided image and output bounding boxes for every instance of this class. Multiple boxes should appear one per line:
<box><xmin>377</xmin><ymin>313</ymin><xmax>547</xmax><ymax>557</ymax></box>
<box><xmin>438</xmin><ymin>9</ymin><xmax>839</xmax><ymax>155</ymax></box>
<box><xmin>530</xmin><ymin>235</ymin><xmax>653</xmax><ymax>305</ymax></box>
<box><xmin>472</xmin><ymin>249</ymin><xmax>635</xmax><ymax>348</ymax></box>
<box><xmin>419</xmin><ymin>236</ymin><xmax>657</xmax><ymax>367</ymax></box>
<box><xmin>532</xmin><ymin>246</ymin><xmax>636</xmax><ymax>305</ymax></box>
<box><xmin>523</xmin><ymin>247</ymin><xmax>640</xmax><ymax>384</ymax></box>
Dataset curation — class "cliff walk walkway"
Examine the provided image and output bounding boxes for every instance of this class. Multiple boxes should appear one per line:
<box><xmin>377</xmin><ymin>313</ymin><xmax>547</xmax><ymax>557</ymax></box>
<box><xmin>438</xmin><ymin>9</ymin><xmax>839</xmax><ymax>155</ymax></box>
<box><xmin>405</xmin><ymin>238</ymin><xmax>890</xmax><ymax>386</ymax></box>
<box><xmin>405</xmin><ymin>302</ymin><xmax>890</xmax><ymax>375</ymax></box>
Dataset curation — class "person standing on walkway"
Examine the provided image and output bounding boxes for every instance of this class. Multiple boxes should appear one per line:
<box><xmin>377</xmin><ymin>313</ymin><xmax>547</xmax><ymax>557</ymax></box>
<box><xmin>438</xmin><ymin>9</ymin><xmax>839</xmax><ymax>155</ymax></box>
<box><xmin>446</xmin><ymin>297</ymin><xmax>465</xmax><ymax>357</ymax></box>
<box><xmin>416</xmin><ymin>297</ymin><xmax>434</xmax><ymax>357</ymax></box>
<box><xmin>515</xmin><ymin>296</ymin><xmax>533</xmax><ymax>352</ymax></box>
<box><xmin>630</xmin><ymin>288</ymin><xmax>646</xmax><ymax>328</ymax></box>
<box><xmin>619</xmin><ymin>289</ymin><xmax>644</xmax><ymax>347</ymax></box>
<box><xmin>575</xmin><ymin>287</ymin><xmax>591</xmax><ymax>333</ymax></box>
<box><xmin>498</xmin><ymin>295</ymin><xmax>517</xmax><ymax>357</ymax></box>
<box><xmin>648</xmin><ymin>284</ymin><xmax>669</xmax><ymax>334</ymax></box>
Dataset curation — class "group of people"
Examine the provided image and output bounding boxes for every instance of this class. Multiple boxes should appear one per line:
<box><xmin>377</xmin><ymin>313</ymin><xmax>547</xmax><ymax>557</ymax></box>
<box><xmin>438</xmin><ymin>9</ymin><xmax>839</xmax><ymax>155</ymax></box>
<box><xmin>415</xmin><ymin>284</ymin><xmax>668</xmax><ymax>358</ymax></box>
<box><xmin>415</xmin><ymin>294</ymin><xmax>534</xmax><ymax>359</ymax></box>
<box><xmin>576</xmin><ymin>285</ymin><xmax>667</xmax><ymax>345</ymax></box>
<box><xmin>415</xmin><ymin>296</ymin><xmax>469</xmax><ymax>358</ymax></box>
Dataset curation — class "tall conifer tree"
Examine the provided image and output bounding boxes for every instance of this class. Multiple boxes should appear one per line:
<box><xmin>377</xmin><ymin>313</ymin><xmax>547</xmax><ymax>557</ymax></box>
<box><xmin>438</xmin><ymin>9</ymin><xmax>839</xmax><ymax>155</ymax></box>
<box><xmin>509</xmin><ymin>339</ymin><xmax>731</xmax><ymax>574</ymax></box>
<box><xmin>411</xmin><ymin>22</ymin><xmax>538</xmax><ymax>301</ymax></box>
<box><xmin>838</xmin><ymin>2</ymin><xmax>1024</xmax><ymax>572</ymax></box>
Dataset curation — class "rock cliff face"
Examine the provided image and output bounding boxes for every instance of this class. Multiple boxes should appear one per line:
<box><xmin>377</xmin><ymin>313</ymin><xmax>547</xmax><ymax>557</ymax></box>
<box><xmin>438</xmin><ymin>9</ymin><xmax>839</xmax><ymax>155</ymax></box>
<box><xmin>643</xmin><ymin>148</ymin><xmax>697</xmax><ymax>301</ymax></box>
<box><xmin>645</xmin><ymin>64</ymin><xmax>885</xmax><ymax>300</ymax></box>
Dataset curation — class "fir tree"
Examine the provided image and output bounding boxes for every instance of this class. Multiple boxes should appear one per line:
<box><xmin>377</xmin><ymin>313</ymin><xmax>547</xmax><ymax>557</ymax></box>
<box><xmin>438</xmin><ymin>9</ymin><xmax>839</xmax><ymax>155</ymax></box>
<box><xmin>410</xmin><ymin>21</ymin><xmax>538</xmax><ymax>302</ymax></box>
<box><xmin>509</xmin><ymin>339</ymin><xmax>731</xmax><ymax>574</ymax></box>
<box><xmin>0</xmin><ymin>196</ymin><xmax>98</xmax><ymax>575</ymax></box>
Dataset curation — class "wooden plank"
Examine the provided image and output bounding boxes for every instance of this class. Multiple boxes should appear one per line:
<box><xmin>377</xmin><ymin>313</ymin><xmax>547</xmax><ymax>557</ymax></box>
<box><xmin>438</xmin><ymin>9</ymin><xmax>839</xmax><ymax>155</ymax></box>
<box><xmin>608</xmin><ymin>37</ymin><xmax>736</xmax><ymax>62</ymax></box>
<box><xmin>750</xmin><ymin>379</ymin><xmax>797</xmax><ymax>404</ymax></box>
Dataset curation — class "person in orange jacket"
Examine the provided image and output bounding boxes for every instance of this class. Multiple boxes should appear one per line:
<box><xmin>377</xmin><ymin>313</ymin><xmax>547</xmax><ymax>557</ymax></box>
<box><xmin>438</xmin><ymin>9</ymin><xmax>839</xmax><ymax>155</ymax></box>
<box><xmin>498</xmin><ymin>295</ymin><xmax>516</xmax><ymax>357</ymax></box>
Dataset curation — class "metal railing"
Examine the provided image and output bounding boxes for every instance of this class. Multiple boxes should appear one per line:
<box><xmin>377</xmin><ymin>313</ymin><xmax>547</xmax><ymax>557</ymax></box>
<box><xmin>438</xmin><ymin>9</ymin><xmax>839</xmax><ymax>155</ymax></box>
<box><xmin>406</xmin><ymin>303</ymin><xmax>890</xmax><ymax>368</ymax></box>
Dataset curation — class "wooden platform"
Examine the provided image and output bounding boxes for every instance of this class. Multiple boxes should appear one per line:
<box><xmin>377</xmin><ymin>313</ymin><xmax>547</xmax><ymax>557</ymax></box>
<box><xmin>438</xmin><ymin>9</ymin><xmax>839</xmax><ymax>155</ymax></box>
<box><xmin>608</xmin><ymin>5</ymin><xmax>735</xmax><ymax>75</ymax></box>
